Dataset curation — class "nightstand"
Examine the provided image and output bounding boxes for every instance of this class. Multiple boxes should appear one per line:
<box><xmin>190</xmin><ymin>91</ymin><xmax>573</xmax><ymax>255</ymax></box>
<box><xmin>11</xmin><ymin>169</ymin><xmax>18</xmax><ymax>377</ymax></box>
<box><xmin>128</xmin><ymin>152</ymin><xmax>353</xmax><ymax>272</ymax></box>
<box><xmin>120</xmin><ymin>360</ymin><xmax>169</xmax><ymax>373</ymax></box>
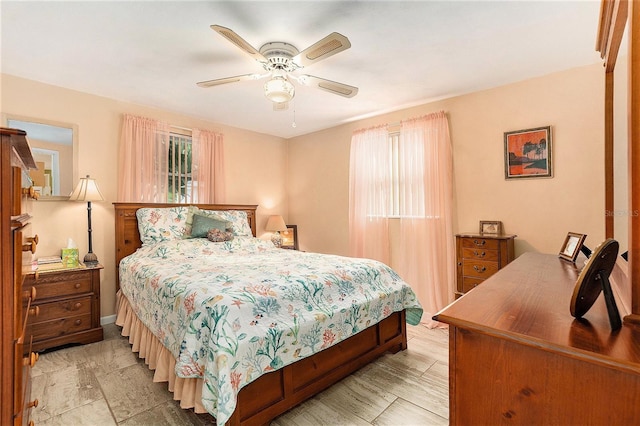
<box><xmin>23</xmin><ymin>264</ymin><xmax>103</xmax><ymax>352</ymax></box>
<box><xmin>455</xmin><ymin>233</ymin><xmax>516</xmax><ymax>297</ymax></box>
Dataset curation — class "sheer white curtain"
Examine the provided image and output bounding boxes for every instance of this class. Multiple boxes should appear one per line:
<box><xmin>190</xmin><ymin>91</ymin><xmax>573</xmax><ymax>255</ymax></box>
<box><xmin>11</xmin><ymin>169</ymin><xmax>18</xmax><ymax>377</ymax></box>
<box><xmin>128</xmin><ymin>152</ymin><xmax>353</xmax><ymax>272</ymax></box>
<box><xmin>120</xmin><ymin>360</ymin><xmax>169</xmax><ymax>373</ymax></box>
<box><xmin>349</xmin><ymin>125</ymin><xmax>391</xmax><ymax>264</ymax></box>
<box><xmin>118</xmin><ymin>114</ymin><xmax>169</xmax><ymax>202</ymax></box>
<box><xmin>192</xmin><ymin>128</ymin><xmax>226</xmax><ymax>203</ymax></box>
<box><xmin>397</xmin><ymin>112</ymin><xmax>455</xmax><ymax>327</ymax></box>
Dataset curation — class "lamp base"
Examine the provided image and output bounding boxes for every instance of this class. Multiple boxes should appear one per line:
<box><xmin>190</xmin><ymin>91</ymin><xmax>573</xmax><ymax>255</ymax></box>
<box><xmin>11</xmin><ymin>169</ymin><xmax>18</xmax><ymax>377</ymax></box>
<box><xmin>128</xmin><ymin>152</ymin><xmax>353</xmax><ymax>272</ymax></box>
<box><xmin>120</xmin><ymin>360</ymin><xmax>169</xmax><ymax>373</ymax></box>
<box><xmin>271</xmin><ymin>231</ymin><xmax>283</xmax><ymax>248</ymax></box>
<box><xmin>83</xmin><ymin>252</ymin><xmax>99</xmax><ymax>267</ymax></box>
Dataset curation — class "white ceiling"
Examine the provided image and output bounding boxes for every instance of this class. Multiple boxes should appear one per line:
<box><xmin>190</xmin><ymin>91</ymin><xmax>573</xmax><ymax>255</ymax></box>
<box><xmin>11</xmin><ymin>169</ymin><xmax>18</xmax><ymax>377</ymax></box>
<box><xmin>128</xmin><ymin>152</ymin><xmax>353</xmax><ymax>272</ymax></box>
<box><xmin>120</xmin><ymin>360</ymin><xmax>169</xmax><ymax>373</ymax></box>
<box><xmin>1</xmin><ymin>1</ymin><xmax>603</xmax><ymax>139</ymax></box>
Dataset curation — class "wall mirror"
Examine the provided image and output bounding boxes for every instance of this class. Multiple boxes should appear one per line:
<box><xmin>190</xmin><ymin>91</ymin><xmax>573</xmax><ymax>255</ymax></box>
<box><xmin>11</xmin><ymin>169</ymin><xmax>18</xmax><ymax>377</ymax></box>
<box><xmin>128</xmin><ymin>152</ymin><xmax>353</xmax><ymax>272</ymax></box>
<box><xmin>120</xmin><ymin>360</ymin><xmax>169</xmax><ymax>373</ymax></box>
<box><xmin>2</xmin><ymin>114</ymin><xmax>78</xmax><ymax>200</ymax></box>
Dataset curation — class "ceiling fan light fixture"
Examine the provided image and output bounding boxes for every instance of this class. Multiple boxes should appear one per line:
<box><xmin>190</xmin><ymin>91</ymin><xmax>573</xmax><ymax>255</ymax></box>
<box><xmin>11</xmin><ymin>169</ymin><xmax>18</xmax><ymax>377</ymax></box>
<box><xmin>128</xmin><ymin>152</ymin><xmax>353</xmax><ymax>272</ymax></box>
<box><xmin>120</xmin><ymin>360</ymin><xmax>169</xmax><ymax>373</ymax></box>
<box><xmin>264</xmin><ymin>76</ymin><xmax>295</xmax><ymax>103</ymax></box>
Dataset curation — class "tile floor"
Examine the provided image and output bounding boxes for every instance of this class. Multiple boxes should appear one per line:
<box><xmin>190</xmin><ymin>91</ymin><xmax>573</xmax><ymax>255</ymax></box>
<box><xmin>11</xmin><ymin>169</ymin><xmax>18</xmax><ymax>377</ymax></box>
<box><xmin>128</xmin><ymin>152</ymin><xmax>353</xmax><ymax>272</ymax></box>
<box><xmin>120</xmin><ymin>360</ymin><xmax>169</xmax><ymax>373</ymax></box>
<box><xmin>30</xmin><ymin>322</ymin><xmax>449</xmax><ymax>425</ymax></box>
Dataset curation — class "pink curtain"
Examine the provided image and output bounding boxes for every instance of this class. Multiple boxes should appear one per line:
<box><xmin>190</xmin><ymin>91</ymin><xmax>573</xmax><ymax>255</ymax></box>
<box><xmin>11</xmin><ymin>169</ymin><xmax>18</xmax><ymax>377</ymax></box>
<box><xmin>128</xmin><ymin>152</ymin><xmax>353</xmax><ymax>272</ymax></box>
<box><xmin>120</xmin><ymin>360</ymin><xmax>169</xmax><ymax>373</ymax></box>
<box><xmin>118</xmin><ymin>114</ymin><xmax>170</xmax><ymax>202</ymax></box>
<box><xmin>397</xmin><ymin>112</ymin><xmax>455</xmax><ymax>328</ymax></box>
<box><xmin>192</xmin><ymin>128</ymin><xmax>226</xmax><ymax>203</ymax></box>
<box><xmin>349</xmin><ymin>125</ymin><xmax>391</xmax><ymax>264</ymax></box>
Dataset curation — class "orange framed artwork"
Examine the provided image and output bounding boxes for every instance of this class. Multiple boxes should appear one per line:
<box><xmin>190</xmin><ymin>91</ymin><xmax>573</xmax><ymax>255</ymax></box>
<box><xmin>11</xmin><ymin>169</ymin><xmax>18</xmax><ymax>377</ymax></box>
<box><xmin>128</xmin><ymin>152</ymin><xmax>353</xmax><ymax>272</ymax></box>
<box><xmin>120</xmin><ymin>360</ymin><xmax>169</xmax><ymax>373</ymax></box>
<box><xmin>504</xmin><ymin>126</ymin><xmax>552</xmax><ymax>179</ymax></box>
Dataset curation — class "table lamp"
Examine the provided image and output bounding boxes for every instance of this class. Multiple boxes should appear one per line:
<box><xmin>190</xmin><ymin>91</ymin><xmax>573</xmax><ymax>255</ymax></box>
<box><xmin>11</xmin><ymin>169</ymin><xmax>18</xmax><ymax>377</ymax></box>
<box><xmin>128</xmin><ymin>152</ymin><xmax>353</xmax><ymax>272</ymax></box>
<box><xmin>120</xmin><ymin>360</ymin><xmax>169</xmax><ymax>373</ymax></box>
<box><xmin>68</xmin><ymin>175</ymin><xmax>104</xmax><ymax>266</ymax></box>
<box><xmin>266</xmin><ymin>215</ymin><xmax>287</xmax><ymax>247</ymax></box>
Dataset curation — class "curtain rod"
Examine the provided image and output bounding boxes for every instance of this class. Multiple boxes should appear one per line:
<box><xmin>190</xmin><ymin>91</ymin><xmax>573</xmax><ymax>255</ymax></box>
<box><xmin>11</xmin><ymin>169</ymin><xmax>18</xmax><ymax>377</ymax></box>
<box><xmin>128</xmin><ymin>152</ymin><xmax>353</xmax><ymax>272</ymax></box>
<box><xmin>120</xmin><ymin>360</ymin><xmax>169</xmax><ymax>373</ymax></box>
<box><xmin>170</xmin><ymin>125</ymin><xmax>192</xmax><ymax>132</ymax></box>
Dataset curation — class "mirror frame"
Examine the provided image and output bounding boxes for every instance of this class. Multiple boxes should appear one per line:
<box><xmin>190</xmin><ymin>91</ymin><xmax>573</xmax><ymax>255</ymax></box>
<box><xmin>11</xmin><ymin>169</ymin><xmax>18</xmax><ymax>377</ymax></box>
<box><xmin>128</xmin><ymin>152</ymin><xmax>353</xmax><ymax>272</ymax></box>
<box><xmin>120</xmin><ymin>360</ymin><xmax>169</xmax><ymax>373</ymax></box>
<box><xmin>1</xmin><ymin>113</ymin><xmax>78</xmax><ymax>200</ymax></box>
<box><xmin>598</xmin><ymin>0</ymin><xmax>639</xmax><ymax>325</ymax></box>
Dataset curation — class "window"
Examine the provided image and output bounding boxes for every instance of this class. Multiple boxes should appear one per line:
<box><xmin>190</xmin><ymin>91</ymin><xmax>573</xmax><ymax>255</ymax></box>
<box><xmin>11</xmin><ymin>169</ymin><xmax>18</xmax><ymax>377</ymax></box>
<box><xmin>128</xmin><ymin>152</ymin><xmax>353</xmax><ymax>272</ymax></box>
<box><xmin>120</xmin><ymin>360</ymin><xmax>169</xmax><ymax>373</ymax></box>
<box><xmin>167</xmin><ymin>132</ymin><xmax>193</xmax><ymax>203</ymax></box>
<box><xmin>387</xmin><ymin>132</ymin><xmax>425</xmax><ymax>218</ymax></box>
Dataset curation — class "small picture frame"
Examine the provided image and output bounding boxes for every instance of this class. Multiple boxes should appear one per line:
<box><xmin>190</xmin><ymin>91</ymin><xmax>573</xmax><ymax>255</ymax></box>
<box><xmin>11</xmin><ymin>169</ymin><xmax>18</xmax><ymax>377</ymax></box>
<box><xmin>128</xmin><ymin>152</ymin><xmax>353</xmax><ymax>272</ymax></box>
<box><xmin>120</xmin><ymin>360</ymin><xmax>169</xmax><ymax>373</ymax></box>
<box><xmin>280</xmin><ymin>225</ymin><xmax>299</xmax><ymax>250</ymax></box>
<box><xmin>479</xmin><ymin>220</ymin><xmax>502</xmax><ymax>235</ymax></box>
<box><xmin>559</xmin><ymin>232</ymin><xmax>587</xmax><ymax>262</ymax></box>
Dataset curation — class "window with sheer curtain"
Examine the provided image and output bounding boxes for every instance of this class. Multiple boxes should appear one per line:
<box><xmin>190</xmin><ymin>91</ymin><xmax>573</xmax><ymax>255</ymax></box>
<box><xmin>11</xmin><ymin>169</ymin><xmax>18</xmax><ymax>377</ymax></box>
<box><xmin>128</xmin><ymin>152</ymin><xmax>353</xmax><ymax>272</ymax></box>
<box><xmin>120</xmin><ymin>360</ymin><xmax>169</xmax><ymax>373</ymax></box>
<box><xmin>349</xmin><ymin>111</ymin><xmax>455</xmax><ymax>327</ymax></box>
<box><xmin>117</xmin><ymin>114</ymin><xmax>225</xmax><ymax>203</ymax></box>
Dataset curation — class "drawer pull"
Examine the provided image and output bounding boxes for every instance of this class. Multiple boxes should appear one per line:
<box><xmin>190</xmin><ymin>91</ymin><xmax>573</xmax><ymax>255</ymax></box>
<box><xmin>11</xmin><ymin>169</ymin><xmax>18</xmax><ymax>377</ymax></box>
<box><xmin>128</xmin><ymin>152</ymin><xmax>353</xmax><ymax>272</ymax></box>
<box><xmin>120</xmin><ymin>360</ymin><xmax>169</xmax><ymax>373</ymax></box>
<box><xmin>74</xmin><ymin>319</ymin><xmax>82</xmax><ymax>326</ymax></box>
<box><xmin>27</xmin><ymin>399</ymin><xmax>38</xmax><ymax>409</ymax></box>
<box><xmin>474</xmin><ymin>250</ymin><xmax>486</xmax><ymax>258</ymax></box>
<box><xmin>24</xmin><ymin>352</ymin><xmax>39</xmax><ymax>367</ymax></box>
<box><xmin>22</xmin><ymin>240</ymin><xmax>37</xmax><ymax>254</ymax></box>
<box><xmin>23</xmin><ymin>286</ymin><xmax>37</xmax><ymax>301</ymax></box>
<box><xmin>473</xmin><ymin>239</ymin><xmax>486</xmax><ymax>246</ymax></box>
<box><xmin>74</xmin><ymin>283</ymin><xmax>81</xmax><ymax>289</ymax></box>
<box><xmin>72</xmin><ymin>302</ymin><xmax>82</xmax><ymax>311</ymax></box>
<box><xmin>473</xmin><ymin>265</ymin><xmax>487</xmax><ymax>273</ymax></box>
<box><xmin>28</xmin><ymin>306</ymin><xmax>40</xmax><ymax>317</ymax></box>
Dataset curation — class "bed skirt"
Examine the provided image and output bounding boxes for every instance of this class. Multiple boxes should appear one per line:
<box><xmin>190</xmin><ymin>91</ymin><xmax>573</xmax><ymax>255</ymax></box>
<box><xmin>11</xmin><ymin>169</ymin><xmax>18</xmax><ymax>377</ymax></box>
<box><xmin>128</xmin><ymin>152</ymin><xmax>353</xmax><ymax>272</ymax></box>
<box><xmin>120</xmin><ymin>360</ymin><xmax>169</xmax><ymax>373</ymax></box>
<box><xmin>115</xmin><ymin>290</ymin><xmax>208</xmax><ymax>414</ymax></box>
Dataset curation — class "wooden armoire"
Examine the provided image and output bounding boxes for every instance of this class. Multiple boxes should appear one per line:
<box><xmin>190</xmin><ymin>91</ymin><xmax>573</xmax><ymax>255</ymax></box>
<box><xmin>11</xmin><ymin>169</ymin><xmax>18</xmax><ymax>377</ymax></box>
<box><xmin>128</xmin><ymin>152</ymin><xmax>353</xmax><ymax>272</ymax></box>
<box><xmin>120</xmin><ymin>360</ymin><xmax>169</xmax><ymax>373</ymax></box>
<box><xmin>1</xmin><ymin>127</ymin><xmax>39</xmax><ymax>425</ymax></box>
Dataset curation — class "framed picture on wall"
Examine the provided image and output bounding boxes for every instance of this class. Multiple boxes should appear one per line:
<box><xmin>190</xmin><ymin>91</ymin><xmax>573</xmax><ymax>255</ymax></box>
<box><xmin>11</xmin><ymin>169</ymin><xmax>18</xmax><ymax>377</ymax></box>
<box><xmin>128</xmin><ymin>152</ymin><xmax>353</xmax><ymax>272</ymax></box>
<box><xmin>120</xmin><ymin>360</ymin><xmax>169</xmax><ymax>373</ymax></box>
<box><xmin>281</xmin><ymin>225</ymin><xmax>299</xmax><ymax>250</ymax></box>
<box><xmin>504</xmin><ymin>126</ymin><xmax>552</xmax><ymax>179</ymax></box>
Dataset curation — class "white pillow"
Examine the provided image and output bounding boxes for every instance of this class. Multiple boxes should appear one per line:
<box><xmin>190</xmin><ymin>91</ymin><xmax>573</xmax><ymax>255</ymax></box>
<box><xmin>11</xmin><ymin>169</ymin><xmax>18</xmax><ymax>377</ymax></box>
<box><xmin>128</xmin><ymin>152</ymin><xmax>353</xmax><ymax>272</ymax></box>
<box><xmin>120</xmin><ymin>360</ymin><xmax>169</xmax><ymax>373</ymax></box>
<box><xmin>136</xmin><ymin>206</ymin><xmax>189</xmax><ymax>246</ymax></box>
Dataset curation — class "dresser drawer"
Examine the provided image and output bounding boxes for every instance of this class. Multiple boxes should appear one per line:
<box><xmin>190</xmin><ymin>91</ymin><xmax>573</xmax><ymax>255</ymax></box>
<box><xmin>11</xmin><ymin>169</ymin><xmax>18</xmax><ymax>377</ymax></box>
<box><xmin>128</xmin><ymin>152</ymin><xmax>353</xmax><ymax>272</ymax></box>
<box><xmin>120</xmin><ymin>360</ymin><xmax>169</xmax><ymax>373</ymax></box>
<box><xmin>462</xmin><ymin>247</ymin><xmax>499</xmax><ymax>261</ymax></box>
<box><xmin>461</xmin><ymin>237</ymin><xmax>500</xmax><ymax>250</ymax></box>
<box><xmin>462</xmin><ymin>260</ymin><xmax>499</xmax><ymax>278</ymax></box>
<box><xmin>30</xmin><ymin>296</ymin><xmax>92</xmax><ymax>323</ymax></box>
<box><xmin>461</xmin><ymin>276</ymin><xmax>485</xmax><ymax>293</ymax></box>
<box><xmin>28</xmin><ymin>313</ymin><xmax>92</xmax><ymax>342</ymax></box>
<box><xmin>25</xmin><ymin>271</ymin><xmax>92</xmax><ymax>299</ymax></box>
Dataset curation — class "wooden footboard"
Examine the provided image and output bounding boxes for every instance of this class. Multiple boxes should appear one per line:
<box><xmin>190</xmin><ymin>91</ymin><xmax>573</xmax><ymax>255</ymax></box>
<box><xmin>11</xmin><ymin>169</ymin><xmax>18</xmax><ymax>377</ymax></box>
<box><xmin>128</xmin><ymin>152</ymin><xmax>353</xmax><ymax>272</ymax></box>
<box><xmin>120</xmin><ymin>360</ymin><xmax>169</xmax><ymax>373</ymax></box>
<box><xmin>229</xmin><ymin>310</ymin><xmax>407</xmax><ymax>425</ymax></box>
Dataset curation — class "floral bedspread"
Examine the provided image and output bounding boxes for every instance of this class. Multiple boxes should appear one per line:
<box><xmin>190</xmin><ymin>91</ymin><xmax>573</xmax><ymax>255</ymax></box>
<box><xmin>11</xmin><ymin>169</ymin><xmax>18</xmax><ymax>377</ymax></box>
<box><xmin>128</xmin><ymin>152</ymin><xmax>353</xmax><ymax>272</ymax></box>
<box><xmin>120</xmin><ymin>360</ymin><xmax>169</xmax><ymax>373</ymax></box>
<box><xmin>119</xmin><ymin>237</ymin><xmax>423</xmax><ymax>425</ymax></box>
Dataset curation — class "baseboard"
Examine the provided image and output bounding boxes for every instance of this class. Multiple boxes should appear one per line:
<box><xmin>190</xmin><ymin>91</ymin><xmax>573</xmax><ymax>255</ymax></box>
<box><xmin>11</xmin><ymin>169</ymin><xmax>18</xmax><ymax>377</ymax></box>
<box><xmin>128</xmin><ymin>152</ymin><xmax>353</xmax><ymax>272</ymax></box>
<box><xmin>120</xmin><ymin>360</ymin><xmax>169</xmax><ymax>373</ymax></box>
<box><xmin>100</xmin><ymin>314</ymin><xmax>116</xmax><ymax>325</ymax></box>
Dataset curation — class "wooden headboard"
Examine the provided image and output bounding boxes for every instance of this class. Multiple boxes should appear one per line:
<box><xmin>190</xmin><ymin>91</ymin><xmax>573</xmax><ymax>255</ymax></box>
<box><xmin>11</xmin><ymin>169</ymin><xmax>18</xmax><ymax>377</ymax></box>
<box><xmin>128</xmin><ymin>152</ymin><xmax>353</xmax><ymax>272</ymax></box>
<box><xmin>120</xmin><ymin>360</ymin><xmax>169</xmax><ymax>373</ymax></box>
<box><xmin>113</xmin><ymin>202</ymin><xmax>258</xmax><ymax>291</ymax></box>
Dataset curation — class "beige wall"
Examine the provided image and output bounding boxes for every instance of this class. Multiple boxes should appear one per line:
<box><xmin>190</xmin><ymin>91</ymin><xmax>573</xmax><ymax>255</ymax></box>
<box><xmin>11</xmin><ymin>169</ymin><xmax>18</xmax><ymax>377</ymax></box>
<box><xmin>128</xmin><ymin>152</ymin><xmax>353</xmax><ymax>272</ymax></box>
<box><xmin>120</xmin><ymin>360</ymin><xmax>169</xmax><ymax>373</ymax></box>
<box><xmin>1</xmin><ymin>74</ymin><xmax>288</xmax><ymax>319</ymax></box>
<box><xmin>289</xmin><ymin>63</ymin><xmax>605</xmax><ymax>258</ymax></box>
<box><xmin>1</xmin><ymin>63</ymin><xmax>606</xmax><ymax>321</ymax></box>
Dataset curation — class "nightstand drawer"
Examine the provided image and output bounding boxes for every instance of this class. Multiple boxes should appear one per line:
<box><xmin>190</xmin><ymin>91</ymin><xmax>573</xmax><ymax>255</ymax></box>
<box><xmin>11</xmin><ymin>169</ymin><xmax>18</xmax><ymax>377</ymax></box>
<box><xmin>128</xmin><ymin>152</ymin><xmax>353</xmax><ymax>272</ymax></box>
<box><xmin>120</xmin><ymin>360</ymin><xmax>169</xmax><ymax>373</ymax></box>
<box><xmin>461</xmin><ymin>237</ymin><xmax>500</xmax><ymax>250</ymax></box>
<box><xmin>28</xmin><ymin>313</ymin><xmax>92</xmax><ymax>342</ymax></box>
<box><xmin>462</xmin><ymin>260</ymin><xmax>498</xmax><ymax>278</ymax></box>
<box><xmin>25</xmin><ymin>271</ymin><xmax>92</xmax><ymax>299</ymax></box>
<box><xmin>461</xmin><ymin>276</ymin><xmax>484</xmax><ymax>293</ymax></box>
<box><xmin>462</xmin><ymin>247</ymin><xmax>499</xmax><ymax>261</ymax></box>
<box><xmin>30</xmin><ymin>296</ymin><xmax>92</xmax><ymax>323</ymax></box>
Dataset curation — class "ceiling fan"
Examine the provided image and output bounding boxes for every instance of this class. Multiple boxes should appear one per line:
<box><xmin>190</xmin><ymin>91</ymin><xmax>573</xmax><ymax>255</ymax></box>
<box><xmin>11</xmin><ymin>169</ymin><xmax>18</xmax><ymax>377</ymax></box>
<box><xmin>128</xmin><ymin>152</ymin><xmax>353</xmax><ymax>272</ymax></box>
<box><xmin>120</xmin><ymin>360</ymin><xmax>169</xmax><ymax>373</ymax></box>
<box><xmin>197</xmin><ymin>25</ymin><xmax>358</xmax><ymax>110</ymax></box>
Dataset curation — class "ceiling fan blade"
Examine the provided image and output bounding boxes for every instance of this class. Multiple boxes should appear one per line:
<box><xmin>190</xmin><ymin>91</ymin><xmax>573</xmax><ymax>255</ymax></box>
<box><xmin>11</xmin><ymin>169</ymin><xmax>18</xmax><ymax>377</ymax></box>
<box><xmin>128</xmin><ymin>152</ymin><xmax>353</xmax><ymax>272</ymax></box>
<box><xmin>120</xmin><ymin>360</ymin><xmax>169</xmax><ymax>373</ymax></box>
<box><xmin>292</xmin><ymin>32</ymin><xmax>351</xmax><ymax>67</ymax></box>
<box><xmin>298</xmin><ymin>75</ymin><xmax>358</xmax><ymax>98</ymax></box>
<box><xmin>210</xmin><ymin>25</ymin><xmax>268</xmax><ymax>64</ymax></box>
<box><xmin>196</xmin><ymin>74</ymin><xmax>259</xmax><ymax>88</ymax></box>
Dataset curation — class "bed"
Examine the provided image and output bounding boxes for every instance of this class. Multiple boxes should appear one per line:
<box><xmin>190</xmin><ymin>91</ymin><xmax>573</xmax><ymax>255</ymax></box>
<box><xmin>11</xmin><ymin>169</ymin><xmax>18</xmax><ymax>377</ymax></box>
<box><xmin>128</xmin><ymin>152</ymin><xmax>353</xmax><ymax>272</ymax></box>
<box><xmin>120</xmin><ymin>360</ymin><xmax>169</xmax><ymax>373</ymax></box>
<box><xmin>113</xmin><ymin>202</ymin><xmax>423</xmax><ymax>425</ymax></box>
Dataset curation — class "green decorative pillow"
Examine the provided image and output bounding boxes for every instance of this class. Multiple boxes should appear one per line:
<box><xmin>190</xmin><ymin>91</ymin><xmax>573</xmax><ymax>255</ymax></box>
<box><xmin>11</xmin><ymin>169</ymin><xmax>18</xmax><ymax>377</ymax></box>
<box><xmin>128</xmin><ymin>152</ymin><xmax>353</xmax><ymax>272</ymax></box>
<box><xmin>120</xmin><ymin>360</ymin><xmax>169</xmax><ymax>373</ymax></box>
<box><xmin>190</xmin><ymin>213</ymin><xmax>231</xmax><ymax>238</ymax></box>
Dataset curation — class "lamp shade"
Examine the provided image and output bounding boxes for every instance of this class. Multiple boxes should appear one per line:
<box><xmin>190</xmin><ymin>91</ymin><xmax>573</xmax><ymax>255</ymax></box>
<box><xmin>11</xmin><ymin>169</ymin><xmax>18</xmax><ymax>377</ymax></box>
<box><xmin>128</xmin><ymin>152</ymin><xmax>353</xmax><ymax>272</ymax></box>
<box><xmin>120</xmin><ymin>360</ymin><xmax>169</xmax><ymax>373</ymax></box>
<box><xmin>68</xmin><ymin>175</ymin><xmax>104</xmax><ymax>202</ymax></box>
<box><xmin>265</xmin><ymin>215</ymin><xmax>287</xmax><ymax>232</ymax></box>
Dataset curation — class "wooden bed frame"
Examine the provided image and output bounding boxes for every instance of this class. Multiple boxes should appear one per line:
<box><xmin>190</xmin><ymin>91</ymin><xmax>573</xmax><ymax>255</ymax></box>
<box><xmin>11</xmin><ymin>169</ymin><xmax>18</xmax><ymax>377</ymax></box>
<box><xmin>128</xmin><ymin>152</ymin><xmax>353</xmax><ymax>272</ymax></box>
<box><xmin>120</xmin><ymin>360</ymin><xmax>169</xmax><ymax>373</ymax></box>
<box><xmin>113</xmin><ymin>202</ymin><xmax>409</xmax><ymax>425</ymax></box>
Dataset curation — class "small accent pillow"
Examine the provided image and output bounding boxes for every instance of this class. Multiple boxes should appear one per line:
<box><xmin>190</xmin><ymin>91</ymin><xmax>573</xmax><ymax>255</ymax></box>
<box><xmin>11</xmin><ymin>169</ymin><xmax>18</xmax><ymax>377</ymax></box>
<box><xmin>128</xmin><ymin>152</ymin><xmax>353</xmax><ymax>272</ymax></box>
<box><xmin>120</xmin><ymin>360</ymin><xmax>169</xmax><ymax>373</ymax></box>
<box><xmin>206</xmin><ymin>228</ymin><xmax>234</xmax><ymax>242</ymax></box>
<box><xmin>184</xmin><ymin>206</ymin><xmax>253</xmax><ymax>237</ymax></box>
<box><xmin>191</xmin><ymin>213</ymin><xmax>232</xmax><ymax>238</ymax></box>
<box><xmin>137</xmin><ymin>206</ymin><xmax>189</xmax><ymax>246</ymax></box>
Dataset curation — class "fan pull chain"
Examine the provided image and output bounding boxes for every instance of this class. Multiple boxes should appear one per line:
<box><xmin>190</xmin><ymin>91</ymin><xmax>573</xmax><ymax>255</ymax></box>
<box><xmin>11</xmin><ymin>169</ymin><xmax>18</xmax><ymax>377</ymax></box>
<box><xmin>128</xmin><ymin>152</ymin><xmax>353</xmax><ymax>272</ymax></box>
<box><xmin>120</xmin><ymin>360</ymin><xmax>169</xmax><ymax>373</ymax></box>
<box><xmin>292</xmin><ymin>106</ymin><xmax>297</xmax><ymax>128</ymax></box>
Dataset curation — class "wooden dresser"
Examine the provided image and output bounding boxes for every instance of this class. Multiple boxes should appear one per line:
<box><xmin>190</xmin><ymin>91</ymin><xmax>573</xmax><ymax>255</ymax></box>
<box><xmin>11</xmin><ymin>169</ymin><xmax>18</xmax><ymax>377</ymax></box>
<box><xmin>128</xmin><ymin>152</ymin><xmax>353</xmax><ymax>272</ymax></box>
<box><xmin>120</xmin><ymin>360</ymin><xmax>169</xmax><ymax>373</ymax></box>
<box><xmin>434</xmin><ymin>252</ymin><xmax>640</xmax><ymax>425</ymax></box>
<box><xmin>1</xmin><ymin>127</ymin><xmax>39</xmax><ymax>425</ymax></box>
<box><xmin>23</xmin><ymin>265</ymin><xmax>103</xmax><ymax>352</ymax></box>
<box><xmin>455</xmin><ymin>233</ymin><xmax>516</xmax><ymax>297</ymax></box>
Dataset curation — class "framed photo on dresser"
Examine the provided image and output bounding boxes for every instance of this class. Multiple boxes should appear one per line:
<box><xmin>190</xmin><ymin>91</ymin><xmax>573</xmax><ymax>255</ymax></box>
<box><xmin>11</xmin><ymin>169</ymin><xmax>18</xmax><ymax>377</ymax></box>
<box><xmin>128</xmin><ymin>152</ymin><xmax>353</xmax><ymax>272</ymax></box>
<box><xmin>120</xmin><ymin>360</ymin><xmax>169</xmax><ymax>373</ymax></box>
<box><xmin>479</xmin><ymin>220</ymin><xmax>502</xmax><ymax>235</ymax></box>
<box><xmin>559</xmin><ymin>232</ymin><xmax>586</xmax><ymax>262</ymax></box>
<box><xmin>280</xmin><ymin>225</ymin><xmax>298</xmax><ymax>250</ymax></box>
